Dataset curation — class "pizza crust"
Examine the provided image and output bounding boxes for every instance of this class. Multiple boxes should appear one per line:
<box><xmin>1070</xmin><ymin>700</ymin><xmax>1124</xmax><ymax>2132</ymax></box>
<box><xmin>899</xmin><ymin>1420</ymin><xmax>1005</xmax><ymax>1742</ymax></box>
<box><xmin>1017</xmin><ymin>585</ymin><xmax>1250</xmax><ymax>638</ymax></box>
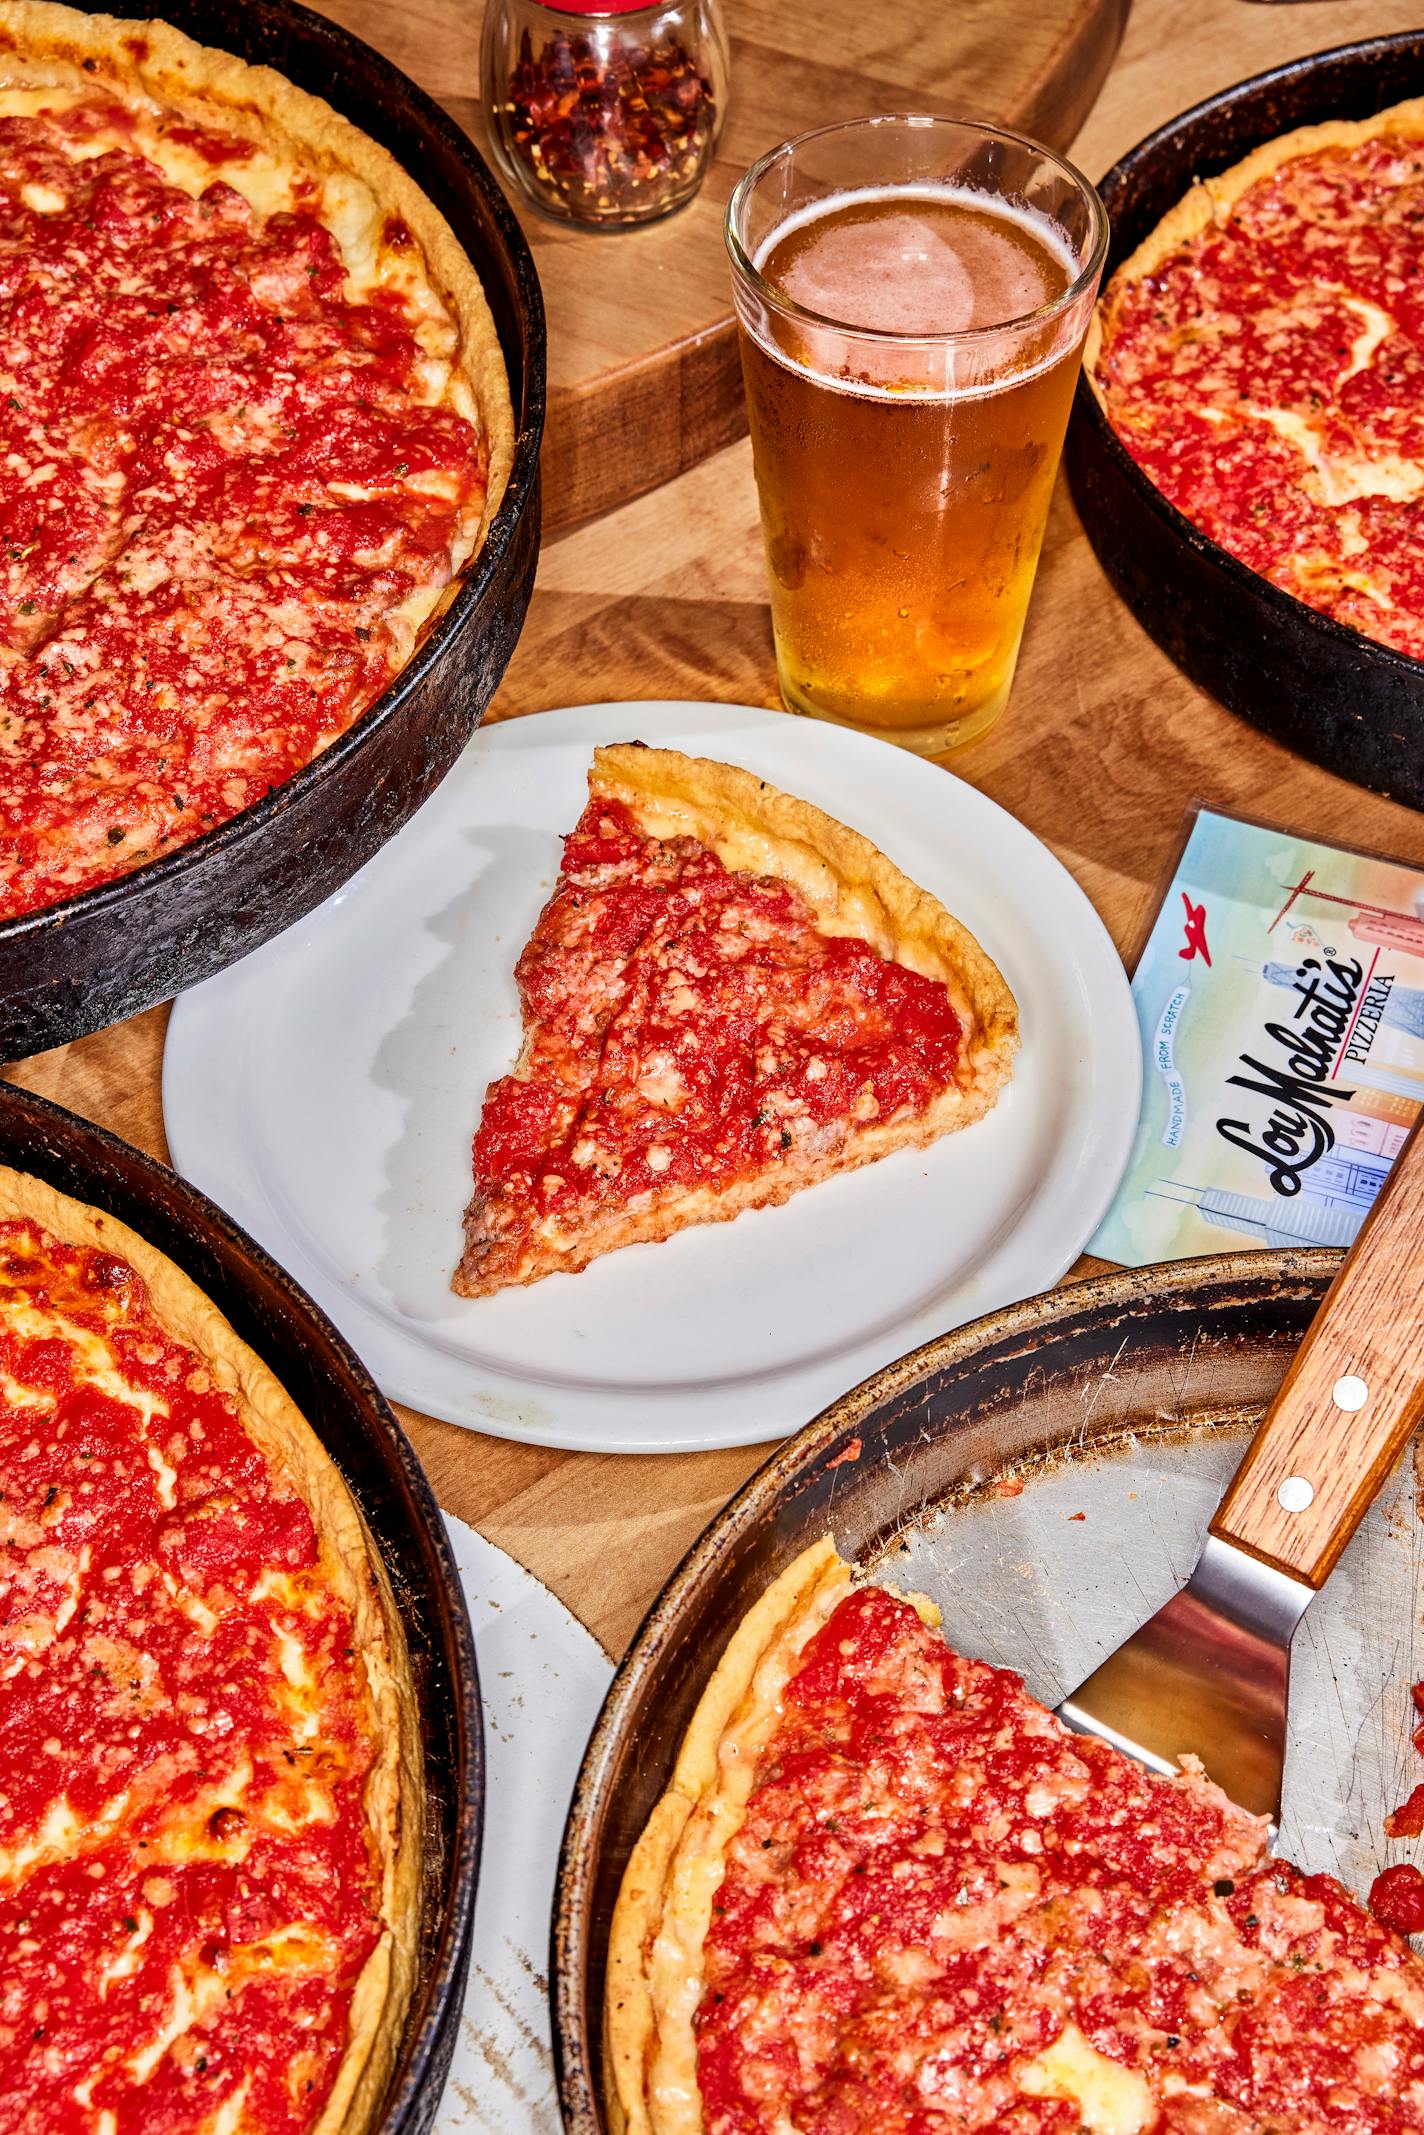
<box><xmin>1086</xmin><ymin>96</ymin><xmax>1424</xmax><ymax>391</ymax></box>
<box><xmin>455</xmin><ymin>746</ymin><xmax>1019</xmax><ymax>1296</ymax></box>
<box><xmin>0</xmin><ymin>0</ymin><xmax>513</xmax><ymax>572</ymax></box>
<box><xmin>605</xmin><ymin>1540</ymin><xmax>853</xmax><ymax>2135</ymax></box>
<box><xmin>0</xmin><ymin>1165</ymin><xmax>422</xmax><ymax>2135</ymax></box>
<box><xmin>606</xmin><ymin>1541</ymin><xmax>946</xmax><ymax>2135</ymax></box>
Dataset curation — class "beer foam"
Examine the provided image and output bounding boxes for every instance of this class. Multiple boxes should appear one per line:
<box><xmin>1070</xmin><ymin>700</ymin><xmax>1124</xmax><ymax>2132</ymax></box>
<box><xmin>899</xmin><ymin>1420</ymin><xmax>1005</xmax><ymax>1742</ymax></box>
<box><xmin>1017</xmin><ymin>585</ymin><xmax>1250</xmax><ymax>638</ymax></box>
<box><xmin>756</xmin><ymin>186</ymin><xmax>1077</xmax><ymax>337</ymax></box>
<box><xmin>746</xmin><ymin>184</ymin><xmax>1084</xmax><ymax>399</ymax></box>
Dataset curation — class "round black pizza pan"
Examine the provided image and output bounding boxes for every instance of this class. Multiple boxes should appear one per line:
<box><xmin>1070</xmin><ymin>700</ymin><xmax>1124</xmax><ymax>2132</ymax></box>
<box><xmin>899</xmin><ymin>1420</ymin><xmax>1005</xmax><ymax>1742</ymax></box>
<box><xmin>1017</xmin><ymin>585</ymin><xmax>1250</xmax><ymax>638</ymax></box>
<box><xmin>1065</xmin><ymin>33</ymin><xmax>1424</xmax><ymax>810</ymax></box>
<box><xmin>550</xmin><ymin>1248</ymin><xmax>1340</xmax><ymax>2134</ymax></box>
<box><xmin>1</xmin><ymin>0</ymin><xmax>545</xmax><ymax>1060</ymax></box>
<box><xmin>0</xmin><ymin>1082</ymin><xmax>480</xmax><ymax>2135</ymax></box>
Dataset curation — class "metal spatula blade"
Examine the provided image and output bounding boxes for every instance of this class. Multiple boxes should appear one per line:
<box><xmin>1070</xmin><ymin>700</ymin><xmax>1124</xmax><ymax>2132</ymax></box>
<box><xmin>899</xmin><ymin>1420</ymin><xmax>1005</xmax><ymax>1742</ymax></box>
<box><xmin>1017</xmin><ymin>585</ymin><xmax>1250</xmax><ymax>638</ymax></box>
<box><xmin>1054</xmin><ymin>1118</ymin><xmax>1424</xmax><ymax>1834</ymax></box>
<box><xmin>1056</xmin><ymin>1537</ymin><xmax>1311</xmax><ymax>1831</ymax></box>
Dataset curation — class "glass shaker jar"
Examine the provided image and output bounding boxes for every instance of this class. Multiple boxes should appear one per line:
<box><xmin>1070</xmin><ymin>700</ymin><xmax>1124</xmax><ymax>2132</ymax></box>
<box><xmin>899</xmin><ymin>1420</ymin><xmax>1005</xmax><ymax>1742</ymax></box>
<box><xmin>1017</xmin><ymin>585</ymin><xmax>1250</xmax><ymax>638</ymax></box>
<box><xmin>481</xmin><ymin>0</ymin><xmax>729</xmax><ymax>228</ymax></box>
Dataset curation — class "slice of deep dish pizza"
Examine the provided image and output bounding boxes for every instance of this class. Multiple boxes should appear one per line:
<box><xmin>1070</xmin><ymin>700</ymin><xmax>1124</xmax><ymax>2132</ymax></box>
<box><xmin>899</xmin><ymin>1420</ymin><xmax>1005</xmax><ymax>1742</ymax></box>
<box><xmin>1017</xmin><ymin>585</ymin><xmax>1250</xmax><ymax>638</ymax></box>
<box><xmin>454</xmin><ymin>745</ymin><xmax>1018</xmax><ymax>1297</ymax></box>
<box><xmin>606</xmin><ymin>1539</ymin><xmax>1424</xmax><ymax>2135</ymax></box>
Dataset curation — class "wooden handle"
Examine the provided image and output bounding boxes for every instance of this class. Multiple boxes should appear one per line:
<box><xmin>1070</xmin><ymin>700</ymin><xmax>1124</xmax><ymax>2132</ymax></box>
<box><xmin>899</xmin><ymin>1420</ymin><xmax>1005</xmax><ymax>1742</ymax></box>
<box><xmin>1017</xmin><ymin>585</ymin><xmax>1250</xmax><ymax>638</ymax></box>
<box><xmin>1211</xmin><ymin>1116</ymin><xmax>1424</xmax><ymax>1588</ymax></box>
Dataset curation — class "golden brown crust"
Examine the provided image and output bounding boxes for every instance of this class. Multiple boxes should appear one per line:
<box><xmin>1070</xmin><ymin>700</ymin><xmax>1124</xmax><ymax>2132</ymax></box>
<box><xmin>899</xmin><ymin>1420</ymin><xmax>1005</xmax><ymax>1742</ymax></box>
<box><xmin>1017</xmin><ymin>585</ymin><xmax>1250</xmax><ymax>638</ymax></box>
<box><xmin>0</xmin><ymin>1165</ymin><xmax>421</xmax><ymax>2135</ymax></box>
<box><xmin>1088</xmin><ymin>96</ymin><xmax>1424</xmax><ymax>393</ymax></box>
<box><xmin>605</xmin><ymin>1541</ymin><xmax>853</xmax><ymax>2135</ymax></box>
<box><xmin>454</xmin><ymin>747</ymin><xmax>1019</xmax><ymax>1297</ymax></box>
<box><xmin>0</xmin><ymin>0</ymin><xmax>513</xmax><ymax>565</ymax></box>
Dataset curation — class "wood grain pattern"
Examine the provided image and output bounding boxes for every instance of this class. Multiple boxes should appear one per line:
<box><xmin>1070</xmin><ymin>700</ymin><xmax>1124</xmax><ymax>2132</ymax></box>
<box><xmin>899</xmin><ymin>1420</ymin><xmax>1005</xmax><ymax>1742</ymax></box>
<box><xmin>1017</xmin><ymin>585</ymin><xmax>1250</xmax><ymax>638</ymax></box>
<box><xmin>1212</xmin><ymin>1123</ymin><xmax>1424</xmax><ymax>1587</ymax></box>
<box><xmin>309</xmin><ymin>0</ymin><xmax>1129</xmax><ymax>528</ymax></box>
<box><xmin>8</xmin><ymin>0</ymin><xmax>1424</xmax><ymax>1658</ymax></box>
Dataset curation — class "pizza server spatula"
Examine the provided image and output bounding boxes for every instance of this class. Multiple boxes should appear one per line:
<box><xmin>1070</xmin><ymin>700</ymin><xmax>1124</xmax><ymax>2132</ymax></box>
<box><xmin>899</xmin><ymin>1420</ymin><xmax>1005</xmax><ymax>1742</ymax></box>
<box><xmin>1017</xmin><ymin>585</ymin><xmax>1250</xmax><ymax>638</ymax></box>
<box><xmin>1057</xmin><ymin>1117</ymin><xmax>1424</xmax><ymax>1835</ymax></box>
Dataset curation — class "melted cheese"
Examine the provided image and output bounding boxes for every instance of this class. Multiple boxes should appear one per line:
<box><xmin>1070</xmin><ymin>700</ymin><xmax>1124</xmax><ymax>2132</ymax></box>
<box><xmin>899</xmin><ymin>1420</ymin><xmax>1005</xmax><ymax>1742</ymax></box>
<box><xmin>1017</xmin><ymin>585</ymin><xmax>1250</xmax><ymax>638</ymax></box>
<box><xmin>159</xmin><ymin>1569</ymin><xmax>220</xmax><ymax>1637</ymax></box>
<box><xmin>0</xmin><ymin>1779</ymin><xmax>149</xmax><ymax>1882</ymax></box>
<box><xmin>1018</xmin><ymin>2025</ymin><xmax>1154</xmax><ymax>2134</ymax></box>
<box><xmin>248</xmin><ymin>1567</ymin><xmax>302</xmax><ymax>1608</ymax></box>
<box><xmin>127</xmin><ymin>1961</ymin><xmax>228</xmax><ymax>2082</ymax></box>
<box><xmin>1340</xmin><ymin>294</ymin><xmax>1393</xmax><ymax>381</ymax></box>
<box><xmin>1246</xmin><ymin>403</ymin><xmax>1424</xmax><ymax>508</ymax></box>
<box><xmin>202</xmin><ymin>2082</ymin><xmax>251</xmax><ymax>2135</ymax></box>
<box><xmin>98</xmin><ymin>1906</ymin><xmax>154</xmax><ymax>1996</ymax></box>
<box><xmin>276</xmin><ymin>1622</ymin><xmax>321</xmax><ymax>1742</ymax></box>
<box><xmin>0</xmin><ymin>1367</ymin><xmax>52</xmax><ymax>1411</ymax></box>
<box><xmin>2</xmin><ymin>1301</ymin><xmax>184</xmax><ymax>1560</ymax></box>
<box><xmin>5</xmin><ymin>1297</ymin><xmax>171</xmax><ymax>1424</ymax></box>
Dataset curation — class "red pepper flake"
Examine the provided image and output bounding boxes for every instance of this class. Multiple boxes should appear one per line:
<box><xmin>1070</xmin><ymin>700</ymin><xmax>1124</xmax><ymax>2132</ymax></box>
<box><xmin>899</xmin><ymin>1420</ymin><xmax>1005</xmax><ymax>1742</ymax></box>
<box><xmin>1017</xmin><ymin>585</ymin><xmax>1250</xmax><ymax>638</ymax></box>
<box><xmin>991</xmin><ymin>1478</ymin><xmax>1025</xmax><ymax>1499</ymax></box>
<box><xmin>1385</xmin><ymin>1782</ymin><xmax>1424</xmax><ymax>1838</ymax></box>
<box><xmin>1067</xmin><ymin>1511</ymin><xmax>1086</xmax><ymax>1522</ymax></box>
<box><xmin>1371</xmin><ymin>1862</ymin><xmax>1424</xmax><ymax>1937</ymax></box>
<box><xmin>505</xmin><ymin>27</ymin><xmax>715</xmax><ymax>221</ymax></box>
<box><xmin>826</xmin><ymin>1436</ymin><xmax>862</xmax><ymax>1470</ymax></box>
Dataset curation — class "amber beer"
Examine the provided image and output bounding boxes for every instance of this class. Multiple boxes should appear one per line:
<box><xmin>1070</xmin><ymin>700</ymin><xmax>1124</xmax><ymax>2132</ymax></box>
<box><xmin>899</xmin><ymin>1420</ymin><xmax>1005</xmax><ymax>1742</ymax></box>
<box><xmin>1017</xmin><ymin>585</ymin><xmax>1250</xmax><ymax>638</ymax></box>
<box><xmin>727</xmin><ymin>122</ymin><xmax>1107</xmax><ymax>754</ymax></box>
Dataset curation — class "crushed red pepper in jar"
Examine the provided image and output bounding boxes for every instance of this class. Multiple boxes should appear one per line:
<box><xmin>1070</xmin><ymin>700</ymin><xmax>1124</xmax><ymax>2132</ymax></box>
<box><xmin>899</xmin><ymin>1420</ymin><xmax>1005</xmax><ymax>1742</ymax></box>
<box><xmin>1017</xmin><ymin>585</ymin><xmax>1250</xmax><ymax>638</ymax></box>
<box><xmin>510</xmin><ymin>27</ymin><xmax>714</xmax><ymax>220</ymax></box>
<box><xmin>482</xmin><ymin>0</ymin><xmax>725</xmax><ymax>226</ymax></box>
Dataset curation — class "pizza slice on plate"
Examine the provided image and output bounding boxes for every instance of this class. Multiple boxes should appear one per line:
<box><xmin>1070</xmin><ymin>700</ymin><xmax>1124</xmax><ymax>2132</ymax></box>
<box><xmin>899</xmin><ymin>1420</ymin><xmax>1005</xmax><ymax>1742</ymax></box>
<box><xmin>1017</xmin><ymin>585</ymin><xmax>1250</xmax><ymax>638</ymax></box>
<box><xmin>454</xmin><ymin>745</ymin><xmax>1018</xmax><ymax>1298</ymax></box>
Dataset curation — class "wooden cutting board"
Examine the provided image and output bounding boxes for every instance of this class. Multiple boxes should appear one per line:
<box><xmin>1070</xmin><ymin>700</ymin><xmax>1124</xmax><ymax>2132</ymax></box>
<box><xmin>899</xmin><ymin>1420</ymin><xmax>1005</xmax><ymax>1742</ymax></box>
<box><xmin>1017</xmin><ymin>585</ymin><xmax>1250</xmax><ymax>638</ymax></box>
<box><xmin>313</xmin><ymin>0</ymin><xmax>1129</xmax><ymax>529</ymax></box>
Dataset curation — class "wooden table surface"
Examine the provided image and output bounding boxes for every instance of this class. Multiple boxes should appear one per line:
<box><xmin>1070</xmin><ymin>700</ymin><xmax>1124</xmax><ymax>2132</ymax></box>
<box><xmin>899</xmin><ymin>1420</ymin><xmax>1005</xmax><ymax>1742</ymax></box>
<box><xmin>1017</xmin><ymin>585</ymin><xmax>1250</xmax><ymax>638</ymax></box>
<box><xmin>12</xmin><ymin>0</ymin><xmax>1424</xmax><ymax>1657</ymax></box>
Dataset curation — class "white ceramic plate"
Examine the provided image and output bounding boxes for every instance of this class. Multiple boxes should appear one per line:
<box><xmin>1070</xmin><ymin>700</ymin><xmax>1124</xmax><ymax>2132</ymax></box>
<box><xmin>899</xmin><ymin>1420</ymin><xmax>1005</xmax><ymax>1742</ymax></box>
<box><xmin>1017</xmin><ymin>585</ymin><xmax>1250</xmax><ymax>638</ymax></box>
<box><xmin>163</xmin><ymin>701</ymin><xmax>1140</xmax><ymax>1453</ymax></box>
<box><xmin>435</xmin><ymin>1515</ymin><xmax>611</xmax><ymax>2135</ymax></box>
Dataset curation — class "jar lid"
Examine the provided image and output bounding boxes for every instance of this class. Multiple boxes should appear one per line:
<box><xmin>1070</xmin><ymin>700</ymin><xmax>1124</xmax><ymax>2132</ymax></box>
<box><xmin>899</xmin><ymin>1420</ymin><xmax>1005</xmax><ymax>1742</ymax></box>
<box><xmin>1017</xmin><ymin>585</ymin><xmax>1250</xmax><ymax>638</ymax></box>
<box><xmin>533</xmin><ymin>0</ymin><xmax>673</xmax><ymax>15</ymax></box>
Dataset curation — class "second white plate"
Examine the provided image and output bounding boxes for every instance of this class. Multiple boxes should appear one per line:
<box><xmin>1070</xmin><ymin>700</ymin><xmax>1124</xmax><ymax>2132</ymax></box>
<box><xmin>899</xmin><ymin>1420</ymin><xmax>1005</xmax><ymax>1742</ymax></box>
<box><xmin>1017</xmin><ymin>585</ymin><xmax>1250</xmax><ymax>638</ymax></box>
<box><xmin>163</xmin><ymin>701</ymin><xmax>1140</xmax><ymax>1452</ymax></box>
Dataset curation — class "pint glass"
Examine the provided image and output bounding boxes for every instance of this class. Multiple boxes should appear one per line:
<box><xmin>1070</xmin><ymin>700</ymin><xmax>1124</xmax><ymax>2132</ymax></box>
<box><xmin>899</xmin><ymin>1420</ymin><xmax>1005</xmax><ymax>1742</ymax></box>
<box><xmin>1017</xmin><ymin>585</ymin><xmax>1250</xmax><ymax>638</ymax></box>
<box><xmin>726</xmin><ymin>116</ymin><xmax>1108</xmax><ymax>754</ymax></box>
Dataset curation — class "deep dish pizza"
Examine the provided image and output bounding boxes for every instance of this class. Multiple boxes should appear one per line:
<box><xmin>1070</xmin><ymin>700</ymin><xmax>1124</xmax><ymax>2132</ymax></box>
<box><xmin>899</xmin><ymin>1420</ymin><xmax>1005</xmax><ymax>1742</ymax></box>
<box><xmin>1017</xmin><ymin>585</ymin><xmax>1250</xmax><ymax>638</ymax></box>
<box><xmin>608</xmin><ymin>1539</ymin><xmax>1424</xmax><ymax>2134</ymax></box>
<box><xmin>0</xmin><ymin>1168</ymin><xmax>418</xmax><ymax>2135</ymax></box>
<box><xmin>0</xmin><ymin>0</ymin><xmax>511</xmax><ymax>921</ymax></box>
<box><xmin>455</xmin><ymin>745</ymin><xmax>1017</xmax><ymax>1297</ymax></box>
<box><xmin>1089</xmin><ymin>98</ymin><xmax>1424</xmax><ymax>660</ymax></box>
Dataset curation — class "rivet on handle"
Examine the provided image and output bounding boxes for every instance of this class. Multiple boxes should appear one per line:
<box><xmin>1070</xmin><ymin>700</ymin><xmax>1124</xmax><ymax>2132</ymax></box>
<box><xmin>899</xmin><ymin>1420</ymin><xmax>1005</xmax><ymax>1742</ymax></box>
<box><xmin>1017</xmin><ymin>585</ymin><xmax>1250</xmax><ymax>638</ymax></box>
<box><xmin>1277</xmin><ymin>1476</ymin><xmax>1315</xmax><ymax>1514</ymax></box>
<box><xmin>1333</xmin><ymin>1376</ymin><xmax>1369</xmax><ymax>1412</ymax></box>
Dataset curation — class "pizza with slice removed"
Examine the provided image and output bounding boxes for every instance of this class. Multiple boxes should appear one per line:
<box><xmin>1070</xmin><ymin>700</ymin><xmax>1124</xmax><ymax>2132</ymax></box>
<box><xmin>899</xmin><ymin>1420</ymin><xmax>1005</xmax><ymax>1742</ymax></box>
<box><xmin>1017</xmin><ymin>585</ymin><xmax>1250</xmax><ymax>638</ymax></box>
<box><xmin>606</xmin><ymin>1538</ymin><xmax>1424</xmax><ymax>2135</ymax></box>
<box><xmin>454</xmin><ymin>745</ymin><xmax>1017</xmax><ymax>1298</ymax></box>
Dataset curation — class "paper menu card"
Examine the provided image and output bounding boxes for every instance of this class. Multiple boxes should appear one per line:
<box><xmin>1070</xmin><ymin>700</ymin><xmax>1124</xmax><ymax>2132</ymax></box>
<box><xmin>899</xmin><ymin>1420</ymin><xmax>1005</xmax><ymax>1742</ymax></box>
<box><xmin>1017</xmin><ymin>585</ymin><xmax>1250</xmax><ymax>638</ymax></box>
<box><xmin>1088</xmin><ymin>807</ymin><xmax>1424</xmax><ymax>1269</ymax></box>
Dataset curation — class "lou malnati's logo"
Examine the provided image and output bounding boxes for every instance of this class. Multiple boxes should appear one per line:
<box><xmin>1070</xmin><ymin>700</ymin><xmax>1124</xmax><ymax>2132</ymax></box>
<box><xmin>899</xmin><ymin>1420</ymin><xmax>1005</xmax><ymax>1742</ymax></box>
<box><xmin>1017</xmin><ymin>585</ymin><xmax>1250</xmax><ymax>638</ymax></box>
<box><xmin>1215</xmin><ymin>956</ymin><xmax>1362</xmax><ymax>1196</ymax></box>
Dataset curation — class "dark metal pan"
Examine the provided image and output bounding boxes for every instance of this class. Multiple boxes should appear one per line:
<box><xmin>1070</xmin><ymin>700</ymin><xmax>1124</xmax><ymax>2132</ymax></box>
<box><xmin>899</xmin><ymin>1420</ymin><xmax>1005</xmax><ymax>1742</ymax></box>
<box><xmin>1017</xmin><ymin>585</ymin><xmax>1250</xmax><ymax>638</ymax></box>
<box><xmin>543</xmin><ymin>1247</ymin><xmax>1424</xmax><ymax>2134</ymax></box>
<box><xmin>1</xmin><ymin>0</ymin><xmax>545</xmax><ymax>1060</ymax></box>
<box><xmin>1066</xmin><ymin>34</ymin><xmax>1424</xmax><ymax>809</ymax></box>
<box><xmin>0</xmin><ymin>1081</ymin><xmax>480</xmax><ymax>2135</ymax></box>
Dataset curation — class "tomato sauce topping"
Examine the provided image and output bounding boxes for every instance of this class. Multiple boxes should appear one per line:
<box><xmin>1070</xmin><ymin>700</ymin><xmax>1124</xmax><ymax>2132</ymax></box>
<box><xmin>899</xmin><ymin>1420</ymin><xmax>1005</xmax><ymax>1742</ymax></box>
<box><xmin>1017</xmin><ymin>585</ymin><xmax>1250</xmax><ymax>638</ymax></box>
<box><xmin>696</xmin><ymin>1586</ymin><xmax>1424</xmax><ymax>2133</ymax></box>
<box><xmin>0</xmin><ymin>1218</ymin><xmax>382</xmax><ymax>2135</ymax></box>
<box><xmin>1096</xmin><ymin>130</ymin><xmax>1424</xmax><ymax>659</ymax></box>
<box><xmin>0</xmin><ymin>101</ymin><xmax>488</xmax><ymax>919</ymax></box>
<box><xmin>473</xmin><ymin>799</ymin><xmax>965</xmax><ymax>1245</ymax></box>
<box><xmin>1372</xmin><ymin>1865</ymin><xmax>1424</xmax><ymax>1941</ymax></box>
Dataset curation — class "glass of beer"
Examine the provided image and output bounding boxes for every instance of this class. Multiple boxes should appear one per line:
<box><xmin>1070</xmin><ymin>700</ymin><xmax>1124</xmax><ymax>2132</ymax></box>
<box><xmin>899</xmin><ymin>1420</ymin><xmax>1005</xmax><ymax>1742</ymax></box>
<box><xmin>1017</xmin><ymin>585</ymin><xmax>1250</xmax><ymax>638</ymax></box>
<box><xmin>725</xmin><ymin>115</ymin><xmax>1108</xmax><ymax>754</ymax></box>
